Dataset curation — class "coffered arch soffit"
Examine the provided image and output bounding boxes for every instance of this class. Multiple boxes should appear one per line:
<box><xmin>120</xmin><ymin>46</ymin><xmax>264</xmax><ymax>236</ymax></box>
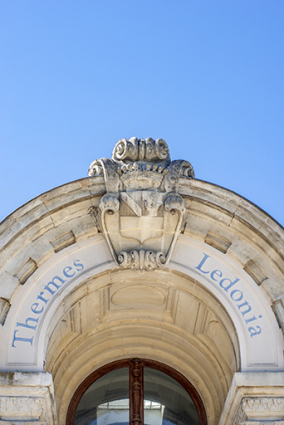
<box><xmin>46</xmin><ymin>266</ymin><xmax>239</xmax><ymax>425</ymax></box>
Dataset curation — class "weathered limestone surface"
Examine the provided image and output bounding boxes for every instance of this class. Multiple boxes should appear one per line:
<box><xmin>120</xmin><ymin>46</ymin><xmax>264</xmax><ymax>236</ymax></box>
<box><xmin>1</xmin><ymin>176</ymin><xmax>283</xmax><ymax>308</ymax></box>
<box><xmin>0</xmin><ymin>372</ymin><xmax>57</xmax><ymax>424</ymax></box>
<box><xmin>0</xmin><ymin>138</ymin><xmax>284</xmax><ymax>425</ymax></box>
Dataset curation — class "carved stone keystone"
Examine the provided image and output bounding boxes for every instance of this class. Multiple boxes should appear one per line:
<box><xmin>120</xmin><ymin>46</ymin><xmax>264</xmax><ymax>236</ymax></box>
<box><xmin>89</xmin><ymin>137</ymin><xmax>194</xmax><ymax>270</ymax></box>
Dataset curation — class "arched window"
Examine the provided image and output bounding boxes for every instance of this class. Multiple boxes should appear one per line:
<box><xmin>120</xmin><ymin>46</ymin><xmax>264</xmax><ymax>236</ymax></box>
<box><xmin>67</xmin><ymin>359</ymin><xmax>207</xmax><ymax>425</ymax></box>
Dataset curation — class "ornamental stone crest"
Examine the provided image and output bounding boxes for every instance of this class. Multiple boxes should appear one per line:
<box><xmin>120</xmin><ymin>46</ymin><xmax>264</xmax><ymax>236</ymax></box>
<box><xmin>89</xmin><ymin>137</ymin><xmax>194</xmax><ymax>270</ymax></box>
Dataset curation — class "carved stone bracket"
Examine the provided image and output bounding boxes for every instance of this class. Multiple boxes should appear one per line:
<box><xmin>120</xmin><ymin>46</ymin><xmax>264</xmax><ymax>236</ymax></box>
<box><xmin>98</xmin><ymin>193</ymin><xmax>120</xmax><ymax>262</ymax></box>
<box><xmin>164</xmin><ymin>192</ymin><xmax>186</xmax><ymax>264</ymax></box>
<box><xmin>89</xmin><ymin>138</ymin><xmax>194</xmax><ymax>270</ymax></box>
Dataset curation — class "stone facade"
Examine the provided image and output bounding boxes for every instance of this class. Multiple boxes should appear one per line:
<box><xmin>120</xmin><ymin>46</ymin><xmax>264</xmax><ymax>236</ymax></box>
<box><xmin>0</xmin><ymin>138</ymin><xmax>284</xmax><ymax>424</ymax></box>
<box><xmin>0</xmin><ymin>372</ymin><xmax>56</xmax><ymax>424</ymax></box>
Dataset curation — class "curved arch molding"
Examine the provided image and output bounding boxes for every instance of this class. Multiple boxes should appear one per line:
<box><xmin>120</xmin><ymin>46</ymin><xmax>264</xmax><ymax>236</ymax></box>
<box><xmin>1</xmin><ymin>234</ymin><xmax>283</xmax><ymax>372</ymax></box>
<box><xmin>1</xmin><ymin>139</ymin><xmax>284</xmax><ymax>425</ymax></box>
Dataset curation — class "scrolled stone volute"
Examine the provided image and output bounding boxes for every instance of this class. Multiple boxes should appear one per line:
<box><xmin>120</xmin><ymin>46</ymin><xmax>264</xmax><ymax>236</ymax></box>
<box><xmin>164</xmin><ymin>193</ymin><xmax>186</xmax><ymax>215</ymax></box>
<box><xmin>118</xmin><ymin>250</ymin><xmax>166</xmax><ymax>270</ymax></box>
<box><xmin>99</xmin><ymin>194</ymin><xmax>120</xmax><ymax>214</ymax></box>
<box><xmin>112</xmin><ymin>137</ymin><xmax>171</xmax><ymax>164</ymax></box>
<box><xmin>88</xmin><ymin>159</ymin><xmax>104</xmax><ymax>177</ymax></box>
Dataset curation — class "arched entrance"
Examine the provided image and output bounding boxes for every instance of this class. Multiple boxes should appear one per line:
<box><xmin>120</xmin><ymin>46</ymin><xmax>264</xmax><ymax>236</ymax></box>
<box><xmin>43</xmin><ymin>263</ymin><xmax>239</xmax><ymax>425</ymax></box>
<box><xmin>67</xmin><ymin>359</ymin><xmax>207</xmax><ymax>425</ymax></box>
<box><xmin>0</xmin><ymin>137</ymin><xmax>284</xmax><ymax>424</ymax></box>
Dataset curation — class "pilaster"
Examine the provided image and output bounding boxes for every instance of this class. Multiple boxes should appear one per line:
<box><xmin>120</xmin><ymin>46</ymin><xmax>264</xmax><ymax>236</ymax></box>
<box><xmin>0</xmin><ymin>372</ymin><xmax>57</xmax><ymax>424</ymax></box>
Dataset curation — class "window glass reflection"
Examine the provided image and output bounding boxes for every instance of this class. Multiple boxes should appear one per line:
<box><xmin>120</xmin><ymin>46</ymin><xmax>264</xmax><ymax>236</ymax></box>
<box><xmin>144</xmin><ymin>368</ymin><xmax>199</xmax><ymax>425</ymax></box>
<box><xmin>74</xmin><ymin>368</ymin><xmax>129</xmax><ymax>425</ymax></box>
<box><xmin>74</xmin><ymin>364</ymin><xmax>201</xmax><ymax>425</ymax></box>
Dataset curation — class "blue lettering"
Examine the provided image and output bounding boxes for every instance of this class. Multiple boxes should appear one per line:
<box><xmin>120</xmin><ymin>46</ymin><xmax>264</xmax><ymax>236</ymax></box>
<box><xmin>63</xmin><ymin>266</ymin><xmax>75</xmax><ymax>278</ymax></box>
<box><xmin>248</xmin><ymin>326</ymin><xmax>262</xmax><ymax>338</ymax></box>
<box><xmin>237</xmin><ymin>300</ymin><xmax>252</xmax><ymax>317</ymax></box>
<box><xmin>195</xmin><ymin>253</ymin><xmax>210</xmax><ymax>274</ymax></box>
<box><xmin>195</xmin><ymin>256</ymin><xmax>262</xmax><ymax>337</ymax></box>
<box><xmin>44</xmin><ymin>276</ymin><xmax>65</xmax><ymax>295</ymax></box>
<box><xmin>16</xmin><ymin>317</ymin><xmax>39</xmax><ymax>330</ymax></box>
<box><xmin>31</xmin><ymin>303</ymin><xmax>44</xmax><ymax>314</ymax></box>
<box><xmin>211</xmin><ymin>269</ymin><xmax>222</xmax><ymax>281</ymax></box>
<box><xmin>12</xmin><ymin>260</ymin><xmax>85</xmax><ymax>347</ymax></box>
<box><xmin>37</xmin><ymin>292</ymin><xmax>49</xmax><ymax>304</ymax></box>
<box><xmin>74</xmin><ymin>260</ymin><xmax>84</xmax><ymax>271</ymax></box>
<box><xmin>230</xmin><ymin>290</ymin><xmax>243</xmax><ymax>302</ymax></box>
<box><xmin>245</xmin><ymin>315</ymin><xmax>257</xmax><ymax>324</ymax></box>
<box><xmin>220</xmin><ymin>277</ymin><xmax>239</xmax><ymax>292</ymax></box>
<box><xmin>12</xmin><ymin>330</ymin><xmax>33</xmax><ymax>347</ymax></box>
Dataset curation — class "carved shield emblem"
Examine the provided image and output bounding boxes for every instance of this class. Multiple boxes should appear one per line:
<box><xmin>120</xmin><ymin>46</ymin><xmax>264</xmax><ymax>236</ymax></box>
<box><xmin>89</xmin><ymin>137</ymin><xmax>194</xmax><ymax>270</ymax></box>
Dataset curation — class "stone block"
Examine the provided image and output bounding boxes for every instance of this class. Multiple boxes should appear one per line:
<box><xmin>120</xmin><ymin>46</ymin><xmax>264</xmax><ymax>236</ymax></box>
<box><xmin>0</xmin><ymin>372</ymin><xmax>57</xmax><ymax>425</ymax></box>
<box><xmin>0</xmin><ymin>272</ymin><xmax>19</xmax><ymax>300</ymax></box>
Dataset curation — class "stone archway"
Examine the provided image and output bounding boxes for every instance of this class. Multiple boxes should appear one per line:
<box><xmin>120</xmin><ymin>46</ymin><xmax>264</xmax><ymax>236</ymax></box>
<box><xmin>1</xmin><ymin>137</ymin><xmax>284</xmax><ymax>424</ymax></box>
<box><xmin>44</xmin><ymin>265</ymin><xmax>239</xmax><ymax>425</ymax></box>
<box><xmin>66</xmin><ymin>358</ymin><xmax>208</xmax><ymax>425</ymax></box>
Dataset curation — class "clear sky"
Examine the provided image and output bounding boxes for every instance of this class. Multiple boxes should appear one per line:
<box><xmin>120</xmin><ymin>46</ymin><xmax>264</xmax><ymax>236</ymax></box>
<box><xmin>1</xmin><ymin>1</ymin><xmax>283</xmax><ymax>226</ymax></box>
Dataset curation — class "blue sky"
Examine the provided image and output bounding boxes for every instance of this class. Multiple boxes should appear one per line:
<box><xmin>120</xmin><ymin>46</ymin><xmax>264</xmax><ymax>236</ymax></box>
<box><xmin>1</xmin><ymin>1</ymin><xmax>283</xmax><ymax>226</ymax></box>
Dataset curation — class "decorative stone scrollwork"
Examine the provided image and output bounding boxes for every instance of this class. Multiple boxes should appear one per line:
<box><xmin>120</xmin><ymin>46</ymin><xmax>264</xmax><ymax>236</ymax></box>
<box><xmin>112</xmin><ymin>137</ymin><xmax>170</xmax><ymax>163</ymax></box>
<box><xmin>164</xmin><ymin>193</ymin><xmax>186</xmax><ymax>214</ymax></box>
<box><xmin>99</xmin><ymin>193</ymin><xmax>120</xmax><ymax>214</ymax></box>
<box><xmin>88</xmin><ymin>137</ymin><xmax>194</xmax><ymax>270</ymax></box>
<box><xmin>88</xmin><ymin>160</ymin><xmax>104</xmax><ymax>176</ymax></box>
<box><xmin>118</xmin><ymin>250</ymin><xmax>166</xmax><ymax>270</ymax></box>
